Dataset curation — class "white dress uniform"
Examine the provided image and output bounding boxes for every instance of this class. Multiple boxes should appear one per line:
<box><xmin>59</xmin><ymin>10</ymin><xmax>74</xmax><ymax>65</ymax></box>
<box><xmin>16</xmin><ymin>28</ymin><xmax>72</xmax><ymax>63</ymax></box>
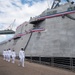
<box><xmin>19</xmin><ymin>49</ymin><xmax>25</xmax><ymax>67</ymax></box>
<box><xmin>11</xmin><ymin>50</ymin><xmax>16</xmax><ymax>63</ymax></box>
<box><xmin>8</xmin><ymin>49</ymin><xmax>12</xmax><ymax>62</ymax></box>
<box><xmin>6</xmin><ymin>50</ymin><xmax>8</xmax><ymax>61</ymax></box>
<box><xmin>3</xmin><ymin>50</ymin><xmax>6</xmax><ymax>60</ymax></box>
<box><xmin>5</xmin><ymin>50</ymin><xmax>8</xmax><ymax>61</ymax></box>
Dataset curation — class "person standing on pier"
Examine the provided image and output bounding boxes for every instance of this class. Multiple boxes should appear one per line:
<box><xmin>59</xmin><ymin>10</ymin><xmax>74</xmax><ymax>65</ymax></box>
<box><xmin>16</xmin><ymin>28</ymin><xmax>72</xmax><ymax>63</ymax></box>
<box><xmin>8</xmin><ymin>48</ymin><xmax>12</xmax><ymax>62</ymax></box>
<box><xmin>6</xmin><ymin>49</ymin><xmax>8</xmax><ymax>61</ymax></box>
<box><xmin>18</xmin><ymin>48</ymin><xmax>25</xmax><ymax>67</ymax></box>
<box><xmin>11</xmin><ymin>50</ymin><xmax>16</xmax><ymax>63</ymax></box>
<box><xmin>3</xmin><ymin>49</ymin><xmax>6</xmax><ymax>60</ymax></box>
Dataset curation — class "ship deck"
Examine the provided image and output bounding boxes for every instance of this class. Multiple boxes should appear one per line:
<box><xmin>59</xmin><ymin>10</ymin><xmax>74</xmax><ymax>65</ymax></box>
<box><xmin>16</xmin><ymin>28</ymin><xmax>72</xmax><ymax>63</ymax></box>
<box><xmin>0</xmin><ymin>56</ymin><xmax>75</xmax><ymax>75</ymax></box>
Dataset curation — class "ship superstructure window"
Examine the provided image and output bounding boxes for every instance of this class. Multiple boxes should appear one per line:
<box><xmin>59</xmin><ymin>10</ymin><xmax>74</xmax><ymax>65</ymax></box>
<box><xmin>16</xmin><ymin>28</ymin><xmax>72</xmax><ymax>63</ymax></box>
<box><xmin>47</xmin><ymin>10</ymin><xmax>57</xmax><ymax>16</ymax></box>
<box><xmin>13</xmin><ymin>39</ymin><xmax>18</xmax><ymax>45</ymax></box>
<box><xmin>68</xmin><ymin>6</ymin><xmax>75</xmax><ymax>11</ymax></box>
<box><xmin>36</xmin><ymin>32</ymin><xmax>41</xmax><ymax>39</ymax></box>
<box><xmin>33</xmin><ymin>24</ymin><xmax>40</xmax><ymax>29</ymax></box>
<box><xmin>8</xmin><ymin>40</ymin><xmax>11</xmax><ymax>42</ymax></box>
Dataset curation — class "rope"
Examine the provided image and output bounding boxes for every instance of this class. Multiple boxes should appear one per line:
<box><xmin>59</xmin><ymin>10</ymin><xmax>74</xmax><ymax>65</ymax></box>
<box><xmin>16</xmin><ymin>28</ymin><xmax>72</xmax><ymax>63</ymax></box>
<box><xmin>24</xmin><ymin>32</ymin><xmax>33</xmax><ymax>51</ymax></box>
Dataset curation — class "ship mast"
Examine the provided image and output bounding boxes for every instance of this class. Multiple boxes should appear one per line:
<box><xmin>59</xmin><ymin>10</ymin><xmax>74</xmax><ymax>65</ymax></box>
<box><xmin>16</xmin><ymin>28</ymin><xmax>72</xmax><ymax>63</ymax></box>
<box><xmin>51</xmin><ymin>0</ymin><xmax>61</xmax><ymax>9</ymax></box>
<box><xmin>47</xmin><ymin>0</ymin><xmax>50</xmax><ymax>8</ymax></box>
<box><xmin>51</xmin><ymin>0</ymin><xmax>74</xmax><ymax>9</ymax></box>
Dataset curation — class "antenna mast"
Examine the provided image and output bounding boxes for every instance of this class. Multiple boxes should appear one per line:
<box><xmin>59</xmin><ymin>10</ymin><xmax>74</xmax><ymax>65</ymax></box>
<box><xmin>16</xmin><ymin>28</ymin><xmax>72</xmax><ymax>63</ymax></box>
<box><xmin>51</xmin><ymin>0</ymin><xmax>61</xmax><ymax>9</ymax></box>
<box><xmin>47</xmin><ymin>0</ymin><xmax>50</xmax><ymax>8</ymax></box>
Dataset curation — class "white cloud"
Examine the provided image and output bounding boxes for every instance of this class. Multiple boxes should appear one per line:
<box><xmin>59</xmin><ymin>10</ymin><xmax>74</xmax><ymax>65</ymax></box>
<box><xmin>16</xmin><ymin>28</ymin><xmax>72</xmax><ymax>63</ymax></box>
<box><xmin>0</xmin><ymin>0</ymin><xmax>49</xmax><ymax>29</ymax></box>
<box><xmin>0</xmin><ymin>0</ymin><xmax>51</xmax><ymax>42</ymax></box>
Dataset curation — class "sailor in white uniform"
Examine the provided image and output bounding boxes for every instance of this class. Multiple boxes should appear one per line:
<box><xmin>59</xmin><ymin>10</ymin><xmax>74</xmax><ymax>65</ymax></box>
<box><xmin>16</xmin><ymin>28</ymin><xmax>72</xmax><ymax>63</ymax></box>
<box><xmin>19</xmin><ymin>48</ymin><xmax>25</xmax><ymax>67</ymax></box>
<box><xmin>3</xmin><ymin>49</ymin><xmax>6</xmax><ymax>60</ymax></box>
<box><xmin>8</xmin><ymin>48</ymin><xmax>12</xmax><ymax>62</ymax></box>
<box><xmin>5</xmin><ymin>49</ymin><xmax>9</xmax><ymax>61</ymax></box>
<box><xmin>11</xmin><ymin>50</ymin><xmax>16</xmax><ymax>63</ymax></box>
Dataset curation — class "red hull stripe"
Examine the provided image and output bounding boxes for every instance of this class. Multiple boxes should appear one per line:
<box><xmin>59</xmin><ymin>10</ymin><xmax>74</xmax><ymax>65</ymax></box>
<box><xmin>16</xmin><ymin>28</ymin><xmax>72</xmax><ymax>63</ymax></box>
<box><xmin>30</xmin><ymin>28</ymin><xmax>45</xmax><ymax>32</ymax></box>
<box><xmin>13</xmin><ymin>28</ymin><xmax>45</xmax><ymax>38</ymax></box>
<box><xmin>37</xmin><ymin>10</ymin><xmax>75</xmax><ymax>20</ymax></box>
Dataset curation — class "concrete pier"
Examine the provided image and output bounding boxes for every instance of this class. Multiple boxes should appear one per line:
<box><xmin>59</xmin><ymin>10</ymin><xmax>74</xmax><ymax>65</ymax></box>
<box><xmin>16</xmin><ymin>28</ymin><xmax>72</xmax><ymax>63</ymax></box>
<box><xmin>0</xmin><ymin>57</ymin><xmax>75</xmax><ymax>75</ymax></box>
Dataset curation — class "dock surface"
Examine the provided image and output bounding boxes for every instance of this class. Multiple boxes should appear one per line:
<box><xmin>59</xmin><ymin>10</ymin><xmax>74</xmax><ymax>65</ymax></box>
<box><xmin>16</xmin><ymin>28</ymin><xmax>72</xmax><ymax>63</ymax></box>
<box><xmin>0</xmin><ymin>57</ymin><xmax>75</xmax><ymax>75</ymax></box>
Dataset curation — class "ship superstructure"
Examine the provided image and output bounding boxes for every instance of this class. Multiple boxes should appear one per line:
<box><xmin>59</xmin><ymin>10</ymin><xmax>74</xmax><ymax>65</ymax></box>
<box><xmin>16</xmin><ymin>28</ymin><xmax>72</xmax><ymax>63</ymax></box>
<box><xmin>0</xmin><ymin>0</ymin><xmax>75</xmax><ymax>69</ymax></box>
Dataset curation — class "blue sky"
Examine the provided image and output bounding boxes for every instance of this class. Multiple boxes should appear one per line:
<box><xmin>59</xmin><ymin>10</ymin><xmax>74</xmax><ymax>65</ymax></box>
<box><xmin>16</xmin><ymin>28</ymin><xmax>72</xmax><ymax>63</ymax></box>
<box><xmin>0</xmin><ymin>0</ymin><xmax>75</xmax><ymax>42</ymax></box>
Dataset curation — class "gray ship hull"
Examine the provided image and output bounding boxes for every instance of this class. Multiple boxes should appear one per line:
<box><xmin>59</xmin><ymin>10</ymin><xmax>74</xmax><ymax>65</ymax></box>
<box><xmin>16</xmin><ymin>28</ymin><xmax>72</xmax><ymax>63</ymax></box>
<box><xmin>0</xmin><ymin>3</ymin><xmax>75</xmax><ymax>58</ymax></box>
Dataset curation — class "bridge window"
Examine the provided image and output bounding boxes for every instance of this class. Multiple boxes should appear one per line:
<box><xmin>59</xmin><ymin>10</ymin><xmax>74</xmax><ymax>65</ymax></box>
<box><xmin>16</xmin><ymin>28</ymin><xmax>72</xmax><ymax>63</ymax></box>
<box><xmin>13</xmin><ymin>39</ymin><xmax>18</xmax><ymax>45</ymax></box>
<box><xmin>47</xmin><ymin>10</ymin><xmax>57</xmax><ymax>16</ymax></box>
<box><xmin>36</xmin><ymin>32</ymin><xmax>41</xmax><ymax>39</ymax></box>
<box><xmin>33</xmin><ymin>24</ymin><xmax>40</xmax><ymax>29</ymax></box>
<box><xmin>68</xmin><ymin>6</ymin><xmax>75</xmax><ymax>11</ymax></box>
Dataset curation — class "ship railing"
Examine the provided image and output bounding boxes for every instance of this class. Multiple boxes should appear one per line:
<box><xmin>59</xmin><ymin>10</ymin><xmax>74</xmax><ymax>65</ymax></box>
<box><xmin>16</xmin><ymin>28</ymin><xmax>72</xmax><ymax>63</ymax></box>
<box><xmin>29</xmin><ymin>16</ymin><xmax>41</xmax><ymax>22</ymax></box>
<box><xmin>30</xmin><ymin>6</ymin><xmax>75</xmax><ymax>23</ymax></box>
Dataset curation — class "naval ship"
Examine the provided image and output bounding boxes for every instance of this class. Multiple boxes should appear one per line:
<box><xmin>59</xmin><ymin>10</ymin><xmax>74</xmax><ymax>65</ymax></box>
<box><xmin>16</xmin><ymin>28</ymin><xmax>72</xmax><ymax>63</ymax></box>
<box><xmin>0</xmin><ymin>0</ymin><xmax>75</xmax><ymax>69</ymax></box>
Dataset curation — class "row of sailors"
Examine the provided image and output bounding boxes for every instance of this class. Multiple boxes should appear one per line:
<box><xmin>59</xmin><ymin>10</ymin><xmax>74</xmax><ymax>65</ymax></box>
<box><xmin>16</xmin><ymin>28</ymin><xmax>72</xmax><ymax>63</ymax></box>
<box><xmin>3</xmin><ymin>48</ymin><xmax>25</xmax><ymax>67</ymax></box>
<box><xmin>3</xmin><ymin>49</ymin><xmax>16</xmax><ymax>63</ymax></box>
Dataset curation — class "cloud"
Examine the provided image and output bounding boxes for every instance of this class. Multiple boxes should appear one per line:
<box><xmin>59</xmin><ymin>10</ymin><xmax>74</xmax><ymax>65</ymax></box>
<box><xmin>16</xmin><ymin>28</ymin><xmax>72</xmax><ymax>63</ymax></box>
<box><xmin>0</xmin><ymin>0</ymin><xmax>49</xmax><ymax>28</ymax></box>
<box><xmin>0</xmin><ymin>0</ymin><xmax>50</xmax><ymax>42</ymax></box>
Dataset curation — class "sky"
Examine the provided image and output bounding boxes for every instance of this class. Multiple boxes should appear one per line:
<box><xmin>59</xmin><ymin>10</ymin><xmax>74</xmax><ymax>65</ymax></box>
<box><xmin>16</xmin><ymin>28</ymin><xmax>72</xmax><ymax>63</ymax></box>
<box><xmin>0</xmin><ymin>0</ymin><xmax>75</xmax><ymax>42</ymax></box>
